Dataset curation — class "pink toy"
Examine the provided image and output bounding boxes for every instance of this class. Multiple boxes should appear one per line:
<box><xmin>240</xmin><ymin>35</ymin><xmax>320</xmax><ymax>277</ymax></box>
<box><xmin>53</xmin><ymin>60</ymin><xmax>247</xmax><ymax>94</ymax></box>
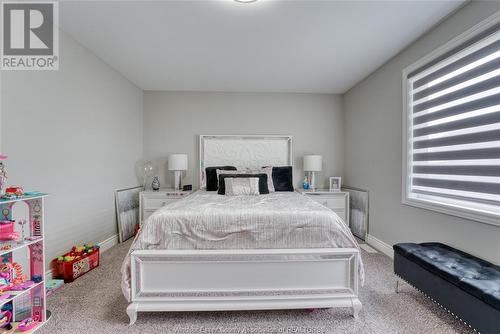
<box><xmin>0</xmin><ymin>155</ymin><xmax>6</xmax><ymax>160</ymax></box>
<box><xmin>0</xmin><ymin>262</ymin><xmax>30</xmax><ymax>293</ymax></box>
<box><xmin>18</xmin><ymin>317</ymin><xmax>38</xmax><ymax>331</ymax></box>
<box><xmin>10</xmin><ymin>281</ymin><xmax>34</xmax><ymax>291</ymax></box>
<box><xmin>0</xmin><ymin>263</ymin><xmax>13</xmax><ymax>293</ymax></box>
<box><xmin>0</xmin><ymin>310</ymin><xmax>12</xmax><ymax>330</ymax></box>
<box><xmin>0</xmin><ymin>221</ymin><xmax>20</xmax><ymax>241</ymax></box>
<box><xmin>11</xmin><ymin>262</ymin><xmax>27</xmax><ymax>286</ymax></box>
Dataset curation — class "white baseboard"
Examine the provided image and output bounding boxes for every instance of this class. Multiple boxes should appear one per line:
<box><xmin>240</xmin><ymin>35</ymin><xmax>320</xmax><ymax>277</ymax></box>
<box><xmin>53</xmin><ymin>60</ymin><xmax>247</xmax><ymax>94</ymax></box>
<box><xmin>366</xmin><ymin>234</ymin><xmax>394</xmax><ymax>258</ymax></box>
<box><xmin>45</xmin><ymin>234</ymin><xmax>120</xmax><ymax>282</ymax></box>
<box><xmin>98</xmin><ymin>234</ymin><xmax>120</xmax><ymax>253</ymax></box>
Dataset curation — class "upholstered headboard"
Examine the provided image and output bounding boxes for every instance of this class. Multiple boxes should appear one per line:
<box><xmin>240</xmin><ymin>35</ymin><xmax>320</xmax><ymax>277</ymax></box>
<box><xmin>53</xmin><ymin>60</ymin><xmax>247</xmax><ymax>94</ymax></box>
<box><xmin>199</xmin><ymin>135</ymin><xmax>293</xmax><ymax>188</ymax></box>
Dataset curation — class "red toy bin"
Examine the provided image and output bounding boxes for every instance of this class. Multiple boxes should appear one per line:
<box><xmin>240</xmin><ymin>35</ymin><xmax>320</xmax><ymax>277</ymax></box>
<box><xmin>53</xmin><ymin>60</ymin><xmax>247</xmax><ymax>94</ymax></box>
<box><xmin>53</xmin><ymin>247</ymin><xmax>100</xmax><ymax>283</ymax></box>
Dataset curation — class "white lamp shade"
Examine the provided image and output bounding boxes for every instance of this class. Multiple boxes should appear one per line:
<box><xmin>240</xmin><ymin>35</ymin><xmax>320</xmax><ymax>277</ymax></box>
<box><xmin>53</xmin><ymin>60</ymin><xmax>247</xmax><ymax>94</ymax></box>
<box><xmin>303</xmin><ymin>155</ymin><xmax>322</xmax><ymax>171</ymax></box>
<box><xmin>168</xmin><ymin>154</ymin><xmax>188</xmax><ymax>171</ymax></box>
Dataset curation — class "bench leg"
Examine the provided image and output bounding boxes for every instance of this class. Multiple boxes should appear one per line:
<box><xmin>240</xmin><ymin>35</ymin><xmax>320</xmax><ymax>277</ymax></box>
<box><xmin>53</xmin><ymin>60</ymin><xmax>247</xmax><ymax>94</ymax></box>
<box><xmin>127</xmin><ymin>303</ymin><xmax>138</xmax><ymax>326</ymax></box>
<box><xmin>351</xmin><ymin>298</ymin><xmax>362</xmax><ymax>318</ymax></box>
<box><xmin>395</xmin><ymin>279</ymin><xmax>399</xmax><ymax>294</ymax></box>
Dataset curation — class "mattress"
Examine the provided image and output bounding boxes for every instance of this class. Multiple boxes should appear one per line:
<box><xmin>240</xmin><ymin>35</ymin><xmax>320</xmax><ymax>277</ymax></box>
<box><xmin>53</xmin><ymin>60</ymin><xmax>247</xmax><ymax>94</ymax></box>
<box><xmin>121</xmin><ymin>190</ymin><xmax>364</xmax><ymax>301</ymax></box>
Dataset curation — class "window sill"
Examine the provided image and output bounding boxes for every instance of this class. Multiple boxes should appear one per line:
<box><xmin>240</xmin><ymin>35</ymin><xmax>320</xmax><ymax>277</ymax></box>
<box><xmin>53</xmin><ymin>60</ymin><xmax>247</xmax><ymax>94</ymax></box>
<box><xmin>402</xmin><ymin>196</ymin><xmax>500</xmax><ymax>228</ymax></box>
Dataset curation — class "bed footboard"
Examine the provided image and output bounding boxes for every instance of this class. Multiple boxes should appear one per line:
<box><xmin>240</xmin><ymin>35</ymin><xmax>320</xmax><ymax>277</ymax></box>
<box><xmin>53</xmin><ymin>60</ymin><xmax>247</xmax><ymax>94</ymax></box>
<box><xmin>127</xmin><ymin>248</ymin><xmax>361</xmax><ymax>325</ymax></box>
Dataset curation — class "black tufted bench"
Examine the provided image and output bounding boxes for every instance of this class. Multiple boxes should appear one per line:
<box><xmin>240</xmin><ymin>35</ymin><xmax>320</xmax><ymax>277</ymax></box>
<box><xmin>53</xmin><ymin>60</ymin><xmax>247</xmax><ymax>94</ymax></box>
<box><xmin>393</xmin><ymin>242</ymin><xmax>500</xmax><ymax>334</ymax></box>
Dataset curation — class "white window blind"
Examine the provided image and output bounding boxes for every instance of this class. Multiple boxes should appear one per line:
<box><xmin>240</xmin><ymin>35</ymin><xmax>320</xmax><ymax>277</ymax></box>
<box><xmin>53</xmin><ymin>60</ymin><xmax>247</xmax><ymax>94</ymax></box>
<box><xmin>403</xmin><ymin>16</ymin><xmax>500</xmax><ymax>226</ymax></box>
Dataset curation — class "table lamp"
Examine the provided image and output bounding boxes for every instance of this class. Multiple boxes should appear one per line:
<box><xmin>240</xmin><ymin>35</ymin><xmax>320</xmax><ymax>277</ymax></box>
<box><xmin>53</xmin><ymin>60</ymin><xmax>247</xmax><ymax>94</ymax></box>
<box><xmin>168</xmin><ymin>154</ymin><xmax>188</xmax><ymax>191</ymax></box>
<box><xmin>303</xmin><ymin>155</ymin><xmax>322</xmax><ymax>191</ymax></box>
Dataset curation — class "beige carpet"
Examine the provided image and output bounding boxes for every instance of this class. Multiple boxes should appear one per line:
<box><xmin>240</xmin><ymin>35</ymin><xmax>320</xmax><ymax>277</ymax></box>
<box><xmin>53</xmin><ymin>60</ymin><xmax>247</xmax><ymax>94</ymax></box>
<box><xmin>39</xmin><ymin>240</ymin><xmax>473</xmax><ymax>334</ymax></box>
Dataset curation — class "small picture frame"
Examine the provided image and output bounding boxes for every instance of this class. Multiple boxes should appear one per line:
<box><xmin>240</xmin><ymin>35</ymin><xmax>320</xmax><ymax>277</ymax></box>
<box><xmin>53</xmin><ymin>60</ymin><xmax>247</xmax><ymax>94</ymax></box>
<box><xmin>329</xmin><ymin>177</ymin><xmax>342</xmax><ymax>192</ymax></box>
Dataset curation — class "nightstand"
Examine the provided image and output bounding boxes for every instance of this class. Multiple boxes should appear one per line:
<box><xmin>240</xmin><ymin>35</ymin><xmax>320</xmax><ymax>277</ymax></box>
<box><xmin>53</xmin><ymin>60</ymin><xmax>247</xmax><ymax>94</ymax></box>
<box><xmin>299</xmin><ymin>189</ymin><xmax>350</xmax><ymax>224</ymax></box>
<box><xmin>140</xmin><ymin>188</ymin><xmax>192</xmax><ymax>223</ymax></box>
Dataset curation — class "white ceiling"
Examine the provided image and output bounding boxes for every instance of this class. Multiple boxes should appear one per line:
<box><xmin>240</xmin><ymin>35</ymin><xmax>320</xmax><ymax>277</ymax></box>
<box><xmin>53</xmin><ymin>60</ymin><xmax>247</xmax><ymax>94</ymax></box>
<box><xmin>59</xmin><ymin>0</ymin><xmax>466</xmax><ymax>93</ymax></box>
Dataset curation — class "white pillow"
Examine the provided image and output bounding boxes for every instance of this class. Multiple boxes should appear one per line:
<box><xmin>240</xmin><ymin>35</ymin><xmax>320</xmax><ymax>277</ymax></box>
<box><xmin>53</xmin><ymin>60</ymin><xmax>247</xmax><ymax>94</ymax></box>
<box><xmin>216</xmin><ymin>167</ymin><xmax>275</xmax><ymax>192</ymax></box>
<box><xmin>225</xmin><ymin>177</ymin><xmax>260</xmax><ymax>196</ymax></box>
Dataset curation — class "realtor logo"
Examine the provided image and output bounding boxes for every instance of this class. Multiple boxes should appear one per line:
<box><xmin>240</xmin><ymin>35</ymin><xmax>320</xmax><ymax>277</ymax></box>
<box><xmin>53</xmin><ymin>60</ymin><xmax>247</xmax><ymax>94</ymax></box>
<box><xmin>1</xmin><ymin>1</ymin><xmax>58</xmax><ymax>70</ymax></box>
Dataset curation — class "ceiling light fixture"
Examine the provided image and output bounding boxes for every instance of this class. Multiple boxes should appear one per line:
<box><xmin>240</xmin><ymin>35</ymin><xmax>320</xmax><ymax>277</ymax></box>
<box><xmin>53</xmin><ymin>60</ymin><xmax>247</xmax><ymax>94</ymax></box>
<box><xmin>234</xmin><ymin>0</ymin><xmax>258</xmax><ymax>3</ymax></box>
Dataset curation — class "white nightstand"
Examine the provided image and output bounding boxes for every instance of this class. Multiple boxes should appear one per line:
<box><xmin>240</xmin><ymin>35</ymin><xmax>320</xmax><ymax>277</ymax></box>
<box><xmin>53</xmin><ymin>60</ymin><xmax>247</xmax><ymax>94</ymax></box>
<box><xmin>299</xmin><ymin>189</ymin><xmax>350</xmax><ymax>225</ymax></box>
<box><xmin>140</xmin><ymin>188</ymin><xmax>192</xmax><ymax>223</ymax></box>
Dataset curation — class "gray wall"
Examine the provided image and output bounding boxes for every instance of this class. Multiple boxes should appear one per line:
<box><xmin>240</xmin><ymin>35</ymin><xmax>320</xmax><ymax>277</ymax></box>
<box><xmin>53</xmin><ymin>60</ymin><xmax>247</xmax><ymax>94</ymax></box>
<box><xmin>143</xmin><ymin>92</ymin><xmax>344</xmax><ymax>189</ymax></box>
<box><xmin>344</xmin><ymin>1</ymin><xmax>500</xmax><ymax>264</ymax></box>
<box><xmin>1</xmin><ymin>30</ymin><xmax>143</xmax><ymax>265</ymax></box>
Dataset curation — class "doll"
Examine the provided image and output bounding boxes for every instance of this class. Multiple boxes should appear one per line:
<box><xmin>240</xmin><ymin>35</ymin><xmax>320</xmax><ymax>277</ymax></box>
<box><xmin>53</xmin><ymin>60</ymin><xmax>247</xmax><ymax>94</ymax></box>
<box><xmin>0</xmin><ymin>162</ymin><xmax>6</xmax><ymax>196</ymax></box>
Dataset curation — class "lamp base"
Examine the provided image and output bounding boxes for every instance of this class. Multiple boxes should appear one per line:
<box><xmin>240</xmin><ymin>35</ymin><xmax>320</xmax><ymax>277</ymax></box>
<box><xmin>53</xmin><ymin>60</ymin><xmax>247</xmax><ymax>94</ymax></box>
<box><xmin>308</xmin><ymin>171</ymin><xmax>316</xmax><ymax>191</ymax></box>
<box><xmin>174</xmin><ymin>171</ymin><xmax>182</xmax><ymax>191</ymax></box>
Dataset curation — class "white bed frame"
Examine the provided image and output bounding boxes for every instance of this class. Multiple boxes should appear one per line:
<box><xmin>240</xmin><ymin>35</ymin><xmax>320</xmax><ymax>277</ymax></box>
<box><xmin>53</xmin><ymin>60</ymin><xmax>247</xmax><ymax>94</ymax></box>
<box><xmin>127</xmin><ymin>135</ymin><xmax>362</xmax><ymax>325</ymax></box>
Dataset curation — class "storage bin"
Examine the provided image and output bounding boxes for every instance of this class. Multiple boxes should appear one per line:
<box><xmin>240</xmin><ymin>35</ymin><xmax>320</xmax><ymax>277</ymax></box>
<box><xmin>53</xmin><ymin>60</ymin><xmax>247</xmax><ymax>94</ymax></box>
<box><xmin>53</xmin><ymin>246</ymin><xmax>99</xmax><ymax>283</ymax></box>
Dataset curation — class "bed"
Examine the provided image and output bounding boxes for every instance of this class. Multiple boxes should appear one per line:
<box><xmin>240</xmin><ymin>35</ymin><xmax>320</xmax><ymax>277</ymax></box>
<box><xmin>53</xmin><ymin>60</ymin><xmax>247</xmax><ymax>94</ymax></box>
<box><xmin>122</xmin><ymin>135</ymin><xmax>364</xmax><ymax>325</ymax></box>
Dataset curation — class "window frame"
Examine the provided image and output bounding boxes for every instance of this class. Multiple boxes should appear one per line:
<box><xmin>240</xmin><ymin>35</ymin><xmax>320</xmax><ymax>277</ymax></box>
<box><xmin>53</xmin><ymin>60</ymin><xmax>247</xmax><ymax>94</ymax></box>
<box><xmin>402</xmin><ymin>11</ymin><xmax>500</xmax><ymax>227</ymax></box>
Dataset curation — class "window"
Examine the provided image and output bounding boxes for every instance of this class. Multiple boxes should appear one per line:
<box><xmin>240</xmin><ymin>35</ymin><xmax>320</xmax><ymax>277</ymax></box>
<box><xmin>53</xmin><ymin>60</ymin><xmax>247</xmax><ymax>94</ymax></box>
<box><xmin>402</xmin><ymin>14</ymin><xmax>500</xmax><ymax>227</ymax></box>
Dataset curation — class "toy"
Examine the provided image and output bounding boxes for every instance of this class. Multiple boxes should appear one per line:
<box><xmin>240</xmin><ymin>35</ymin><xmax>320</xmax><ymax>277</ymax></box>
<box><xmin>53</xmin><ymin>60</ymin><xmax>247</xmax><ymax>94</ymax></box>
<box><xmin>0</xmin><ymin>263</ymin><xmax>13</xmax><ymax>292</ymax></box>
<box><xmin>18</xmin><ymin>219</ymin><xmax>28</xmax><ymax>242</ymax></box>
<box><xmin>0</xmin><ymin>310</ymin><xmax>12</xmax><ymax>330</ymax></box>
<box><xmin>10</xmin><ymin>281</ymin><xmax>34</xmax><ymax>291</ymax></box>
<box><xmin>54</xmin><ymin>244</ymin><xmax>100</xmax><ymax>282</ymax></box>
<box><xmin>18</xmin><ymin>317</ymin><xmax>39</xmax><ymax>331</ymax></box>
<box><xmin>31</xmin><ymin>275</ymin><xmax>42</xmax><ymax>283</ymax></box>
<box><xmin>11</xmin><ymin>262</ymin><xmax>28</xmax><ymax>286</ymax></box>
<box><xmin>0</xmin><ymin>158</ymin><xmax>6</xmax><ymax>197</ymax></box>
<box><xmin>46</xmin><ymin>279</ymin><xmax>64</xmax><ymax>296</ymax></box>
<box><xmin>5</xmin><ymin>186</ymin><xmax>23</xmax><ymax>197</ymax></box>
<box><xmin>0</xmin><ymin>262</ymin><xmax>31</xmax><ymax>292</ymax></box>
<box><xmin>0</xmin><ymin>221</ymin><xmax>20</xmax><ymax>241</ymax></box>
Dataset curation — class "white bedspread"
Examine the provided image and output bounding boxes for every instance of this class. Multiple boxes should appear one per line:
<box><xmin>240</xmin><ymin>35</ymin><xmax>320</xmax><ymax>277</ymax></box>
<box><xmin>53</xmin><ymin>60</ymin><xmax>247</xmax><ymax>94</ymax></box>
<box><xmin>121</xmin><ymin>191</ymin><xmax>364</xmax><ymax>301</ymax></box>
